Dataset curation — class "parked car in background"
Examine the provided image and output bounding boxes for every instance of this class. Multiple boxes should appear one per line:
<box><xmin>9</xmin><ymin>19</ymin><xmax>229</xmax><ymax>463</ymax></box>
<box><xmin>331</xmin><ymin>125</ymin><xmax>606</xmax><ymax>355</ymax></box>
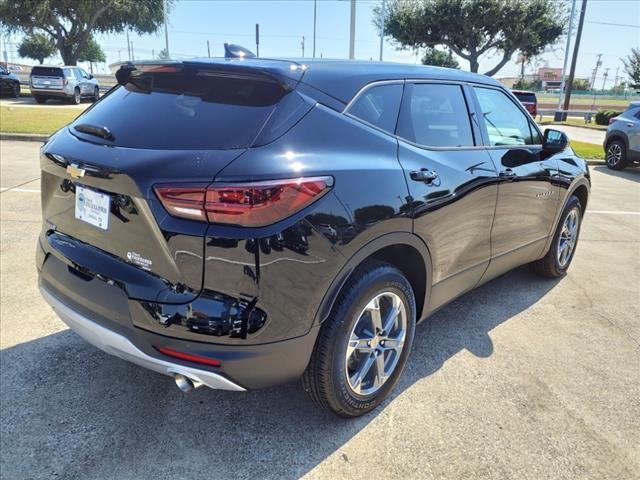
<box><xmin>604</xmin><ymin>102</ymin><xmax>640</xmax><ymax>170</ymax></box>
<box><xmin>29</xmin><ymin>65</ymin><xmax>100</xmax><ymax>104</ymax></box>
<box><xmin>511</xmin><ymin>90</ymin><xmax>538</xmax><ymax>117</ymax></box>
<box><xmin>0</xmin><ymin>64</ymin><xmax>21</xmax><ymax>97</ymax></box>
<box><xmin>38</xmin><ymin>59</ymin><xmax>590</xmax><ymax>417</ymax></box>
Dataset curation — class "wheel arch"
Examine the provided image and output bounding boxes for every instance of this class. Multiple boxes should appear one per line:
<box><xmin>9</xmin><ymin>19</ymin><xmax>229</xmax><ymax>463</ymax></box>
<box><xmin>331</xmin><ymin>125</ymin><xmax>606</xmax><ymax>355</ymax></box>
<box><xmin>605</xmin><ymin>133</ymin><xmax>628</xmax><ymax>150</ymax></box>
<box><xmin>314</xmin><ymin>232</ymin><xmax>433</xmax><ymax>326</ymax></box>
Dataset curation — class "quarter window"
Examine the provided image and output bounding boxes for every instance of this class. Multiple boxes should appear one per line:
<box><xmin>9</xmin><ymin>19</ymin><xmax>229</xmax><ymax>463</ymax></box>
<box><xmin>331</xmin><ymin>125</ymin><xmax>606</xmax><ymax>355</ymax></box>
<box><xmin>348</xmin><ymin>83</ymin><xmax>403</xmax><ymax>134</ymax></box>
<box><xmin>474</xmin><ymin>87</ymin><xmax>537</xmax><ymax>146</ymax></box>
<box><xmin>397</xmin><ymin>83</ymin><xmax>474</xmax><ymax>147</ymax></box>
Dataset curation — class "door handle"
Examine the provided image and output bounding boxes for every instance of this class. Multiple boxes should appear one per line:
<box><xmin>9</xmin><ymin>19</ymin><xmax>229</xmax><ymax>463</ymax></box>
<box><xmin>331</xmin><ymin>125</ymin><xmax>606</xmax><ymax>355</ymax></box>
<box><xmin>410</xmin><ymin>169</ymin><xmax>438</xmax><ymax>183</ymax></box>
<box><xmin>499</xmin><ymin>169</ymin><xmax>517</xmax><ymax>179</ymax></box>
<box><xmin>627</xmin><ymin>123</ymin><xmax>635</xmax><ymax>128</ymax></box>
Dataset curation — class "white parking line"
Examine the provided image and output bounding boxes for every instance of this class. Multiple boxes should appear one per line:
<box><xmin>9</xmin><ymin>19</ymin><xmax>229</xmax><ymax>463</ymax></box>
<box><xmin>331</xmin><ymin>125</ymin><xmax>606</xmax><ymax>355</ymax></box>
<box><xmin>588</xmin><ymin>210</ymin><xmax>640</xmax><ymax>215</ymax></box>
<box><xmin>0</xmin><ymin>187</ymin><xmax>41</xmax><ymax>193</ymax></box>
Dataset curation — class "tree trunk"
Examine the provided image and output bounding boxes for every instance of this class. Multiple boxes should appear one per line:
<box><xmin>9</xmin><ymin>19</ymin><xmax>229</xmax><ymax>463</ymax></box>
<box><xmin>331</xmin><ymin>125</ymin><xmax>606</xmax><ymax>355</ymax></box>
<box><xmin>59</xmin><ymin>42</ymin><xmax>78</xmax><ymax>65</ymax></box>
<box><xmin>468</xmin><ymin>53</ymin><xmax>479</xmax><ymax>73</ymax></box>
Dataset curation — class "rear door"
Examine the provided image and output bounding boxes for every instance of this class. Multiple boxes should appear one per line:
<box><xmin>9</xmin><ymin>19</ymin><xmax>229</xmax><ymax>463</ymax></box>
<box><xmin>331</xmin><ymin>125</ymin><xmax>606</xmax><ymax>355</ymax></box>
<box><xmin>471</xmin><ymin>85</ymin><xmax>559</xmax><ymax>278</ymax></box>
<box><xmin>41</xmin><ymin>65</ymin><xmax>294</xmax><ymax>303</ymax></box>
<box><xmin>30</xmin><ymin>66</ymin><xmax>64</xmax><ymax>91</ymax></box>
<box><xmin>395</xmin><ymin>82</ymin><xmax>498</xmax><ymax>311</ymax></box>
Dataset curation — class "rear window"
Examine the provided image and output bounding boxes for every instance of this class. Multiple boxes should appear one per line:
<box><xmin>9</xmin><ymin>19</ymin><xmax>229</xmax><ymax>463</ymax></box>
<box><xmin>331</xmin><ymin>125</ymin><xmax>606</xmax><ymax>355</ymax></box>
<box><xmin>513</xmin><ymin>92</ymin><xmax>537</xmax><ymax>103</ymax></box>
<box><xmin>72</xmin><ymin>68</ymin><xmax>288</xmax><ymax>150</ymax></box>
<box><xmin>31</xmin><ymin>67</ymin><xmax>63</xmax><ymax>77</ymax></box>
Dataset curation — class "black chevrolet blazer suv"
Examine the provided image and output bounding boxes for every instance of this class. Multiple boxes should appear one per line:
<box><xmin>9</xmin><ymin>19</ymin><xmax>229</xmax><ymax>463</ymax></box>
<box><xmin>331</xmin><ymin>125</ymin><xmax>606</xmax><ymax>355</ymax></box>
<box><xmin>37</xmin><ymin>58</ymin><xmax>590</xmax><ymax>417</ymax></box>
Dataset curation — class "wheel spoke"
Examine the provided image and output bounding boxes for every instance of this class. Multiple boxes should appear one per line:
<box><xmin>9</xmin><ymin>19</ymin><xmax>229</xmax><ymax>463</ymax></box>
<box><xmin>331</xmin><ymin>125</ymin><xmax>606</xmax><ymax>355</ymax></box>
<box><xmin>347</xmin><ymin>335</ymin><xmax>373</xmax><ymax>359</ymax></box>
<box><xmin>381</xmin><ymin>336</ymin><xmax>404</xmax><ymax>353</ymax></box>
<box><xmin>381</xmin><ymin>299</ymin><xmax>400</xmax><ymax>336</ymax></box>
<box><xmin>373</xmin><ymin>352</ymin><xmax>387</xmax><ymax>387</ymax></box>
<box><xmin>350</xmin><ymin>352</ymin><xmax>376</xmax><ymax>393</ymax></box>
<box><xmin>367</xmin><ymin>297</ymin><xmax>383</xmax><ymax>332</ymax></box>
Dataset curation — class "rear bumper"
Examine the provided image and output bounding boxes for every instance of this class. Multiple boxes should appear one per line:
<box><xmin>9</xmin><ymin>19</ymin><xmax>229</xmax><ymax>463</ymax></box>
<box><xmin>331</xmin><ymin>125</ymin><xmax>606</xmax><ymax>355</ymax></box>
<box><xmin>40</xmin><ymin>286</ymin><xmax>245</xmax><ymax>391</ymax></box>
<box><xmin>30</xmin><ymin>88</ymin><xmax>70</xmax><ymax>98</ymax></box>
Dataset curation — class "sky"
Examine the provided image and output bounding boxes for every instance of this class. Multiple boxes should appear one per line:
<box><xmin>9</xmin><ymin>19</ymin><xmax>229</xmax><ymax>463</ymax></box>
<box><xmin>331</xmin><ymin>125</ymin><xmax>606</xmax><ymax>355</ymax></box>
<box><xmin>2</xmin><ymin>0</ymin><xmax>640</xmax><ymax>86</ymax></box>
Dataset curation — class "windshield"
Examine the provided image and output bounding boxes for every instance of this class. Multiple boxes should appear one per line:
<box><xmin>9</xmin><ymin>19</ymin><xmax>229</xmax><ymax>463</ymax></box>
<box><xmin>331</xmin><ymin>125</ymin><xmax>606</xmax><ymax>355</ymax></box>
<box><xmin>72</xmin><ymin>69</ymin><xmax>289</xmax><ymax>150</ymax></box>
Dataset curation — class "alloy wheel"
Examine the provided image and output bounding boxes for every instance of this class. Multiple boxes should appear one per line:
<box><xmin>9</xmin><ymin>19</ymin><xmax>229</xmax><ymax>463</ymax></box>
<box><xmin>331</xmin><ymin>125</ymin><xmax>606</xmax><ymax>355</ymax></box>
<box><xmin>557</xmin><ymin>207</ymin><xmax>580</xmax><ymax>267</ymax></box>
<box><xmin>345</xmin><ymin>291</ymin><xmax>407</xmax><ymax>396</ymax></box>
<box><xmin>606</xmin><ymin>143</ymin><xmax>622</xmax><ymax>167</ymax></box>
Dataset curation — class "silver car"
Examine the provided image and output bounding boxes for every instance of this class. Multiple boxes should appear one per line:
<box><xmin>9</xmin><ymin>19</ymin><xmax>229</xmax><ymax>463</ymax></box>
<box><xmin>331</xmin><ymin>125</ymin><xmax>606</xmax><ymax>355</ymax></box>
<box><xmin>29</xmin><ymin>65</ymin><xmax>100</xmax><ymax>105</ymax></box>
<box><xmin>604</xmin><ymin>102</ymin><xmax>640</xmax><ymax>170</ymax></box>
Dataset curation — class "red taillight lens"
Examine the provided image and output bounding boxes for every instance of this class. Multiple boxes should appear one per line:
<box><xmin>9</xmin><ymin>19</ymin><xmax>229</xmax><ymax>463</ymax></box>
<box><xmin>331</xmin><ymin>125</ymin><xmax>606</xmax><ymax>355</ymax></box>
<box><xmin>155</xmin><ymin>346</ymin><xmax>221</xmax><ymax>367</ymax></box>
<box><xmin>155</xmin><ymin>176</ymin><xmax>332</xmax><ymax>227</ymax></box>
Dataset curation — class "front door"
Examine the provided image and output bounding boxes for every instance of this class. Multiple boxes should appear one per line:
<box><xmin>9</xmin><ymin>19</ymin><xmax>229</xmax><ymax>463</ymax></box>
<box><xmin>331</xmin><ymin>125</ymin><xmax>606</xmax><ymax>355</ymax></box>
<box><xmin>396</xmin><ymin>82</ymin><xmax>499</xmax><ymax>312</ymax></box>
<box><xmin>470</xmin><ymin>86</ymin><xmax>560</xmax><ymax>282</ymax></box>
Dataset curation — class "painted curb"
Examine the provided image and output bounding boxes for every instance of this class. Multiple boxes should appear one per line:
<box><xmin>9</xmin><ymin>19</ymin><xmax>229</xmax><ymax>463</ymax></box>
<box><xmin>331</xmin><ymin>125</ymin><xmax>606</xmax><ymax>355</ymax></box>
<box><xmin>0</xmin><ymin>132</ymin><xmax>48</xmax><ymax>142</ymax></box>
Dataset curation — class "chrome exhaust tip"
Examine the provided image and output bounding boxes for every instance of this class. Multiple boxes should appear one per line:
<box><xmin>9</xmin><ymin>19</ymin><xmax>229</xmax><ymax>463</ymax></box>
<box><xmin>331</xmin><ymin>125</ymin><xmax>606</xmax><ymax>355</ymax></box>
<box><xmin>174</xmin><ymin>373</ymin><xmax>202</xmax><ymax>393</ymax></box>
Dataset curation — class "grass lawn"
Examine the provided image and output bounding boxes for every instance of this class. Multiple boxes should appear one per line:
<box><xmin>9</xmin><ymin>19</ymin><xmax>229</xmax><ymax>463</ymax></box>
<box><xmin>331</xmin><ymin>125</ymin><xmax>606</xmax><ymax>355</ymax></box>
<box><xmin>536</xmin><ymin>95</ymin><xmax>635</xmax><ymax>107</ymax></box>
<box><xmin>570</xmin><ymin>140</ymin><xmax>604</xmax><ymax>160</ymax></box>
<box><xmin>1</xmin><ymin>106</ymin><xmax>80</xmax><ymax>134</ymax></box>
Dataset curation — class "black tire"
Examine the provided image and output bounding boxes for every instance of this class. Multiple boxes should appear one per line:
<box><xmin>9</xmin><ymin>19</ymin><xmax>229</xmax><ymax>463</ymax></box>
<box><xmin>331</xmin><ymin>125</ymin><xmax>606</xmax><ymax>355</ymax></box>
<box><xmin>92</xmin><ymin>86</ymin><xmax>100</xmax><ymax>102</ymax></box>
<box><xmin>12</xmin><ymin>82</ymin><xmax>20</xmax><ymax>98</ymax></box>
<box><xmin>70</xmin><ymin>88</ymin><xmax>81</xmax><ymax>105</ymax></box>
<box><xmin>301</xmin><ymin>260</ymin><xmax>416</xmax><ymax>417</ymax></box>
<box><xmin>530</xmin><ymin>195</ymin><xmax>583</xmax><ymax>278</ymax></box>
<box><xmin>34</xmin><ymin>95</ymin><xmax>47</xmax><ymax>104</ymax></box>
<box><xmin>605</xmin><ymin>139</ymin><xmax>628</xmax><ymax>170</ymax></box>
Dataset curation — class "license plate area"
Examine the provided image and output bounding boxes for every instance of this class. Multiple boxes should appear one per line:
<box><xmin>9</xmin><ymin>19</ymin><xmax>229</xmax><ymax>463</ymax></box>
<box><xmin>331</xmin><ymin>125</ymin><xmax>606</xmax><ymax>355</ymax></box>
<box><xmin>75</xmin><ymin>185</ymin><xmax>110</xmax><ymax>230</ymax></box>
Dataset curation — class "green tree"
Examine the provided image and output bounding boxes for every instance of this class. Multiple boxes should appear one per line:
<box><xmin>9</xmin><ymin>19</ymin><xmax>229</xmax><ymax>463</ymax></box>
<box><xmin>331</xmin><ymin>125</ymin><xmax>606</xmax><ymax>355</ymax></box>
<box><xmin>18</xmin><ymin>33</ymin><xmax>56</xmax><ymax>64</ymax></box>
<box><xmin>622</xmin><ymin>48</ymin><xmax>640</xmax><ymax>91</ymax></box>
<box><xmin>421</xmin><ymin>47</ymin><xmax>459</xmax><ymax>69</ymax></box>
<box><xmin>378</xmin><ymin>0</ymin><xmax>565</xmax><ymax>76</ymax></box>
<box><xmin>513</xmin><ymin>78</ymin><xmax>540</xmax><ymax>90</ymax></box>
<box><xmin>0</xmin><ymin>0</ymin><xmax>170</xmax><ymax>65</ymax></box>
<box><xmin>571</xmin><ymin>78</ymin><xmax>590</xmax><ymax>91</ymax></box>
<box><xmin>78</xmin><ymin>36</ymin><xmax>106</xmax><ymax>73</ymax></box>
<box><xmin>157</xmin><ymin>48</ymin><xmax>170</xmax><ymax>60</ymax></box>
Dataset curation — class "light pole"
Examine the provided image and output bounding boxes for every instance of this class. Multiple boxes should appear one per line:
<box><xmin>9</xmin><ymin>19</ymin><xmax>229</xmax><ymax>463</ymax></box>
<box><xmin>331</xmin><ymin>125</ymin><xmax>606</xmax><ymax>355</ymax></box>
<box><xmin>556</xmin><ymin>0</ymin><xmax>577</xmax><ymax>120</ymax></box>
<box><xmin>163</xmin><ymin>0</ymin><xmax>170</xmax><ymax>59</ymax></box>
<box><xmin>379</xmin><ymin>0</ymin><xmax>386</xmax><ymax>61</ymax></box>
<box><xmin>349</xmin><ymin>0</ymin><xmax>356</xmax><ymax>59</ymax></box>
<box><xmin>313</xmin><ymin>0</ymin><xmax>317</xmax><ymax>58</ymax></box>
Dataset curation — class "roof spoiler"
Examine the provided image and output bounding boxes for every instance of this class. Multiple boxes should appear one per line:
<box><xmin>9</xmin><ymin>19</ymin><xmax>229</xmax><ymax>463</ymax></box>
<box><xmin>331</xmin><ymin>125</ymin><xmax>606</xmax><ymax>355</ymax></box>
<box><xmin>108</xmin><ymin>60</ymin><xmax>301</xmax><ymax>92</ymax></box>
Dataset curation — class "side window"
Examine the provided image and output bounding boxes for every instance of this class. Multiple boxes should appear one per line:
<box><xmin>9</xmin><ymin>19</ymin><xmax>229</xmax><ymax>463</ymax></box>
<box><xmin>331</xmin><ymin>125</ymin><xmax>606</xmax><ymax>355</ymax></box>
<box><xmin>474</xmin><ymin>87</ymin><xmax>534</xmax><ymax>146</ymax></box>
<box><xmin>529</xmin><ymin>121</ymin><xmax>542</xmax><ymax>144</ymax></box>
<box><xmin>80</xmin><ymin>69</ymin><xmax>90</xmax><ymax>79</ymax></box>
<box><xmin>74</xmin><ymin>69</ymin><xmax>83</xmax><ymax>80</ymax></box>
<box><xmin>397</xmin><ymin>83</ymin><xmax>474</xmax><ymax>147</ymax></box>
<box><xmin>63</xmin><ymin>68</ymin><xmax>73</xmax><ymax>78</ymax></box>
<box><xmin>348</xmin><ymin>83</ymin><xmax>403</xmax><ymax>134</ymax></box>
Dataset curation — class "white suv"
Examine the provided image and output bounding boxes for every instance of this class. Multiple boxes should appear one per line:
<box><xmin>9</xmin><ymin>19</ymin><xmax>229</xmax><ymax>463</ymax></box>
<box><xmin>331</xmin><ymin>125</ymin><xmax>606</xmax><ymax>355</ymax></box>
<box><xmin>30</xmin><ymin>65</ymin><xmax>100</xmax><ymax>105</ymax></box>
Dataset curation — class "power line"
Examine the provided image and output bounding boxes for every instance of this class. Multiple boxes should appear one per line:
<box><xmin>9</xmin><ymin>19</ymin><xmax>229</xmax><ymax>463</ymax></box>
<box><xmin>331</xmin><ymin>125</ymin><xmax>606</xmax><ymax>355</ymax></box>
<box><xmin>587</xmin><ymin>21</ymin><xmax>640</xmax><ymax>28</ymax></box>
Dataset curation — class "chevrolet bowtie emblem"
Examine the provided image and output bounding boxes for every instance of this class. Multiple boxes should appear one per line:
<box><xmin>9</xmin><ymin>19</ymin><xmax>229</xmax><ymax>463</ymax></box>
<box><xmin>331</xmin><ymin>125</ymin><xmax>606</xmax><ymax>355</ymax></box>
<box><xmin>66</xmin><ymin>163</ymin><xmax>85</xmax><ymax>179</ymax></box>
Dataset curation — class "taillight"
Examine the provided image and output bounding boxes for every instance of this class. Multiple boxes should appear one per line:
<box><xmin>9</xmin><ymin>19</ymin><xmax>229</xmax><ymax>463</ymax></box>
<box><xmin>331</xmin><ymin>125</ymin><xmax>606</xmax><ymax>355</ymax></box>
<box><xmin>155</xmin><ymin>346</ymin><xmax>221</xmax><ymax>367</ymax></box>
<box><xmin>63</xmin><ymin>78</ymin><xmax>68</xmax><ymax>86</ymax></box>
<box><xmin>154</xmin><ymin>176</ymin><xmax>333</xmax><ymax>227</ymax></box>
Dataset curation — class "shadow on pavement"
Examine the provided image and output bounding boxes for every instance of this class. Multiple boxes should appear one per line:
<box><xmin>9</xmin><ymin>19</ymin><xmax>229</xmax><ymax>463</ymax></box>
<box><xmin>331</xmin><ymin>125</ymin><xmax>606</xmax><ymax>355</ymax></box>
<box><xmin>0</xmin><ymin>266</ymin><xmax>560</xmax><ymax>479</ymax></box>
<box><xmin>591</xmin><ymin>165</ymin><xmax>640</xmax><ymax>183</ymax></box>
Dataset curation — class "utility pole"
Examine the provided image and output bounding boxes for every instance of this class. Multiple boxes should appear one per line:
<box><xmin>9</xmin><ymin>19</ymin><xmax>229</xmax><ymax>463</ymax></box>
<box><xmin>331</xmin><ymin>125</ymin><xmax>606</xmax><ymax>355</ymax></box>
<box><xmin>613</xmin><ymin>66</ymin><xmax>620</xmax><ymax>90</ymax></box>
<box><xmin>301</xmin><ymin>36</ymin><xmax>305</xmax><ymax>57</ymax></box>
<box><xmin>152</xmin><ymin>49</ymin><xmax>155</xmax><ymax>59</ymax></box>
<box><xmin>118</xmin><ymin>50</ymin><xmax>121</xmax><ymax>62</ymax></box>
<box><xmin>207</xmin><ymin>41</ymin><xmax>210</xmax><ymax>58</ymax></box>
<box><xmin>555</xmin><ymin>0</ymin><xmax>577</xmax><ymax>120</ymax></box>
<box><xmin>312</xmin><ymin>0</ymin><xmax>317</xmax><ymax>58</ymax></box>
<box><xmin>349</xmin><ymin>0</ymin><xmax>356</xmax><ymax>59</ymax></box>
<box><xmin>562</xmin><ymin>0</ymin><xmax>587</xmax><ymax>118</ymax></box>
<box><xmin>378</xmin><ymin>0</ymin><xmax>386</xmax><ymax>61</ymax></box>
<box><xmin>163</xmin><ymin>0</ymin><xmax>170</xmax><ymax>59</ymax></box>
<box><xmin>590</xmin><ymin>53</ymin><xmax>602</xmax><ymax>89</ymax></box>
<box><xmin>601</xmin><ymin>67</ymin><xmax>610</xmax><ymax>91</ymax></box>
<box><xmin>130</xmin><ymin>41</ymin><xmax>134</xmax><ymax>61</ymax></box>
<box><xmin>126</xmin><ymin>30</ymin><xmax>131</xmax><ymax>61</ymax></box>
<box><xmin>255</xmin><ymin>24</ymin><xmax>260</xmax><ymax>57</ymax></box>
<box><xmin>519</xmin><ymin>55</ymin><xmax>526</xmax><ymax>80</ymax></box>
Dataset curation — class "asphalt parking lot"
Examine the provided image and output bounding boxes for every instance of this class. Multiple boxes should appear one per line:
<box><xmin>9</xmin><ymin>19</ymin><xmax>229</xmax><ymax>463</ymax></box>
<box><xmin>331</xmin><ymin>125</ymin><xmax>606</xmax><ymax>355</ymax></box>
<box><xmin>1</xmin><ymin>139</ymin><xmax>639</xmax><ymax>480</ymax></box>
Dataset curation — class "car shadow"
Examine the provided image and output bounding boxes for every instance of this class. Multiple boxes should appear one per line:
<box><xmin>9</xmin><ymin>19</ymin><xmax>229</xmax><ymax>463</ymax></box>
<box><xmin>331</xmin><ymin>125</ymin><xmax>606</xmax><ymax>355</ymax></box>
<box><xmin>591</xmin><ymin>164</ymin><xmax>640</xmax><ymax>183</ymax></box>
<box><xmin>0</xmin><ymin>266</ymin><xmax>560</xmax><ymax>479</ymax></box>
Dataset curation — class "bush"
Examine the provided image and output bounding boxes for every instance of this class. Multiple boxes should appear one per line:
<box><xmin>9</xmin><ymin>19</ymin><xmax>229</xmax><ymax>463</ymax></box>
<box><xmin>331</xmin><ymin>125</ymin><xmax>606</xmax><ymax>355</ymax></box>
<box><xmin>595</xmin><ymin>109</ymin><xmax>622</xmax><ymax>125</ymax></box>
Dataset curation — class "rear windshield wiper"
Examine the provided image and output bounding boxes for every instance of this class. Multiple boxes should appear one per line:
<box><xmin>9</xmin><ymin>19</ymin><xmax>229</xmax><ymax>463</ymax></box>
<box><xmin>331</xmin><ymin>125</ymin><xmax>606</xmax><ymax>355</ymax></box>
<box><xmin>74</xmin><ymin>123</ymin><xmax>115</xmax><ymax>141</ymax></box>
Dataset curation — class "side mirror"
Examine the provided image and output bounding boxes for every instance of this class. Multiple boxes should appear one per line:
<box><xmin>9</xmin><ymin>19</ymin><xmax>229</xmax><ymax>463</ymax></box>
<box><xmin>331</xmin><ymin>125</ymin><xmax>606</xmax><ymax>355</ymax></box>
<box><xmin>543</xmin><ymin>128</ymin><xmax>568</xmax><ymax>153</ymax></box>
<box><xmin>88</xmin><ymin>74</ymin><xmax>94</xmax><ymax>79</ymax></box>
